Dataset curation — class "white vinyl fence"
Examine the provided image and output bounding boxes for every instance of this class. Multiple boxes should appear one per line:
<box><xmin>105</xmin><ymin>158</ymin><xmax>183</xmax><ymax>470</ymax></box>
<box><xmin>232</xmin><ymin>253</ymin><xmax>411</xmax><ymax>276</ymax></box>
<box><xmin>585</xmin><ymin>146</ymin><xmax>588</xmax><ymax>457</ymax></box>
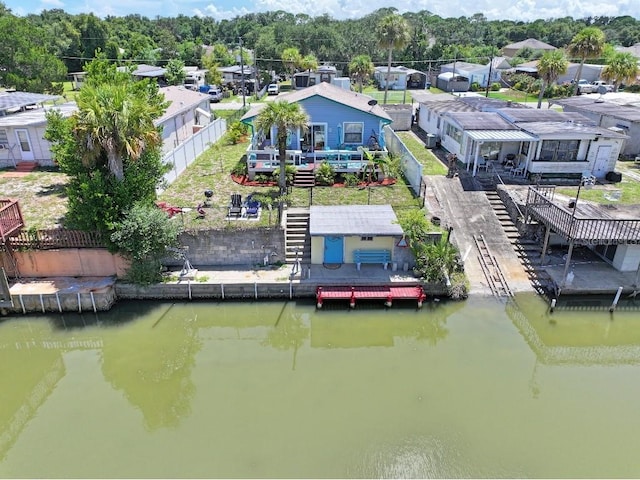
<box><xmin>384</xmin><ymin>126</ymin><xmax>423</xmax><ymax>196</ymax></box>
<box><xmin>160</xmin><ymin>118</ymin><xmax>227</xmax><ymax>190</ymax></box>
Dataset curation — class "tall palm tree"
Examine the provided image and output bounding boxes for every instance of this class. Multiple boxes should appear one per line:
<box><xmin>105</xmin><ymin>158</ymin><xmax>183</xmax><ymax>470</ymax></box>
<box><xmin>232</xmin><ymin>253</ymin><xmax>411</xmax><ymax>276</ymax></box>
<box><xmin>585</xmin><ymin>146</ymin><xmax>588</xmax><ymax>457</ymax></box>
<box><xmin>376</xmin><ymin>14</ymin><xmax>410</xmax><ymax>104</ymax></box>
<box><xmin>255</xmin><ymin>101</ymin><xmax>309</xmax><ymax>194</ymax></box>
<box><xmin>281</xmin><ymin>47</ymin><xmax>302</xmax><ymax>81</ymax></box>
<box><xmin>602</xmin><ymin>51</ymin><xmax>639</xmax><ymax>92</ymax></box>
<box><xmin>74</xmin><ymin>80</ymin><xmax>166</xmax><ymax>181</ymax></box>
<box><xmin>536</xmin><ymin>49</ymin><xmax>568</xmax><ymax>108</ymax></box>
<box><xmin>349</xmin><ymin>54</ymin><xmax>374</xmax><ymax>93</ymax></box>
<box><xmin>568</xmin><ymin>27</ymin><xmax>606</xmax><ymax>96</ymax></box>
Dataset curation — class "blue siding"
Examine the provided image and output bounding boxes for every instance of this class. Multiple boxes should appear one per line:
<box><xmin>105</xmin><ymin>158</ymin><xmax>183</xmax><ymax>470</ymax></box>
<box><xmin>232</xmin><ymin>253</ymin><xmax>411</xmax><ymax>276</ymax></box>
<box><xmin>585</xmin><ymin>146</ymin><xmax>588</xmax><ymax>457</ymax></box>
<box><xmin>297</xmin><ymin>96</ymin><xmax>386</xmax><ymax>149</ymax></box>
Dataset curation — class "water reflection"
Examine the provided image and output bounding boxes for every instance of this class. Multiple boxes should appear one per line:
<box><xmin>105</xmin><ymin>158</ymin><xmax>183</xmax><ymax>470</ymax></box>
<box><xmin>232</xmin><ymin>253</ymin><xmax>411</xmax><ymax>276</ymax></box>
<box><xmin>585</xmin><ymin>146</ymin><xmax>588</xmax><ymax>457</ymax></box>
<box><xmin>508</xmin><ymin>293</ymin><xmax>640</xmax><ymax>366</ymax></box>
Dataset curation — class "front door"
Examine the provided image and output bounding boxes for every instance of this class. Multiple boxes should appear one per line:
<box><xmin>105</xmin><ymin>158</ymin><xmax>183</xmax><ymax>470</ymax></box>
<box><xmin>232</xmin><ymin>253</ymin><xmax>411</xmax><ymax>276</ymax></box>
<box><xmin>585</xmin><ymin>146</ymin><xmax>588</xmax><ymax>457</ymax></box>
<box><xmin>593</xmin><ymin>145</ymin><xmax>612</xmax><ymax>177</ymax></box>
<box><xmin>303</xmin><ymin>124</ymin><xmax>327</xmax><ymax>151</ymax></box>
<box><xmin>15</xmin><ymin>129</ymin><xmax>35</xmax><ymax>161</ymax></box>
<box><xmin>323</xmin><ymin>236</ymin><xmax>343</xmax><ymax>264</ymax></box>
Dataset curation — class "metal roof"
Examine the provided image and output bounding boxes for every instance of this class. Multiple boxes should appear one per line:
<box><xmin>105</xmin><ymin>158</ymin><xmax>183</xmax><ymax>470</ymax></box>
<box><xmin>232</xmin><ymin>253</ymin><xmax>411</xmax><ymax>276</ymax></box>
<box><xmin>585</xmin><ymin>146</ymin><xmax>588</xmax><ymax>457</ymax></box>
<box><xmin>0</xmin><ymin>102</ymin><xmax>76</xmax><ymax>127</ymax></box>
<box><xmin>466</xmin><ymin>130</ymin><xmax>536</xmax><ymax>142</ymax></box>
<box><xmin>0</xmin><ymin>91</ymin><xmax>61</xmax><ymax>114</ymax></box>
<box><xmin>551</xmin><ymin>97</ymin><xmax>640</xmax><ymax>122</ymax></box>
<box><xmin>446</xmin><ymin>111</ymin><xmax>518</xmax><ymax>130</ymax></box>
<box><xmin>516</xmin><ymin>121</ymin><xmax>628</xmax><ymax>139</ymax></box>
<box><xmin>309</xmin><ymin>205</ymin><xmax>403</xmax><ymax>236</ymax></box>
<box><xmin>496</xmin><ymin>108</ymin><xmax>595</xmax><ymax>124</ymax></box>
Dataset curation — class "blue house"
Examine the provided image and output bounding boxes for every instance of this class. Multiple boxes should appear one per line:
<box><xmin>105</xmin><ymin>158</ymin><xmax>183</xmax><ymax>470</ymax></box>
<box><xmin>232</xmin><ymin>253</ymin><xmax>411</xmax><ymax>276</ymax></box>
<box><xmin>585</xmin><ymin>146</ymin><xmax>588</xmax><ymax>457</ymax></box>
<box><xmin>240</xmin><ymin>82</ymin><xmax>392</xmax><ymax>179</ymax></box>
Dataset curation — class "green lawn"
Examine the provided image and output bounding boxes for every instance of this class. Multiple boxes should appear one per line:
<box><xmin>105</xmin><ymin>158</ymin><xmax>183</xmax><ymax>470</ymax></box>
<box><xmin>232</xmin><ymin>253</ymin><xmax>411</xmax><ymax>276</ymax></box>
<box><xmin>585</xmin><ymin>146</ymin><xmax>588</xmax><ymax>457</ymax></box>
<box><xmin>361</xmin><ymin>86</ymin><xmax>410</xmax><ymax>104</ymax></box>
<box><xmin>556</xmin><ymin>174</ymin><xmax>640</xmax><ymax>205</ymax></box>
<box><xmin>395</xmin><ymin>132</ymin><xmax>448</xmax><ymax>175</ymax></box>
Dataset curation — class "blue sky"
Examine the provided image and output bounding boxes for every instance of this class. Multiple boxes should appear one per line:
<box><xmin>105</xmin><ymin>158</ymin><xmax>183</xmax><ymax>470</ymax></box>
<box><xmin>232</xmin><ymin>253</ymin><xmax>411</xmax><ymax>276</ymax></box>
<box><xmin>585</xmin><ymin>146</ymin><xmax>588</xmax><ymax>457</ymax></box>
<box><xmin>5</xmin><ymin>0</ymin><xmax>640</xmax><ymax>22</ymax></box>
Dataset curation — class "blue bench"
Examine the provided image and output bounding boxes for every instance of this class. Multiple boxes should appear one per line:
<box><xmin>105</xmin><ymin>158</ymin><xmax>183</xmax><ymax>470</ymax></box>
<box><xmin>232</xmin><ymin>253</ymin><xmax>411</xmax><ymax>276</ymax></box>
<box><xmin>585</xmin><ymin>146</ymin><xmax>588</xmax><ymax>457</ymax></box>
<box><xmin>353</xmin><ymin>249</ymin><xmax>391</xmax><ymax>271</ymax></box>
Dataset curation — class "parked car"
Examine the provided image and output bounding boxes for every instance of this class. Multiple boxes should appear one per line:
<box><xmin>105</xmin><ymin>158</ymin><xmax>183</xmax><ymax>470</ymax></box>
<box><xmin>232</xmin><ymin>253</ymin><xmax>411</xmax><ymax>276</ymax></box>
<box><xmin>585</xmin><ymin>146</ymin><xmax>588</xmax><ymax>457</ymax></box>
<box><xmin>592</xmin><ymin>80</ymin><xmax>615</xmax><ymax>92</ymax></box>
<box><xmin>267</xmin><ymin>83</ymin><xmax>279</xmax><ymax>95</ymax></box>
<box><xmin>198</xmin><ymin>84</ymin><xmax>223</xmax><ymax>102</ymax></box>
<box><xmin>576</xmin><ymin>79</ymin><xmax>596</xmax><ymax>94</ymax></box>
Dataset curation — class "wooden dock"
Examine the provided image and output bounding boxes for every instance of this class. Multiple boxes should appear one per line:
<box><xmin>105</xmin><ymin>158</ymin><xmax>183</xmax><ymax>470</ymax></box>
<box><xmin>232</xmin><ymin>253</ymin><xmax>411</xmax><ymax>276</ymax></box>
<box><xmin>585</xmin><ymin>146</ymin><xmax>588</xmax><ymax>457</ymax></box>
<box><xmin>315</xmin><ymin>285</ymin><xmax>426</xmax><ymax>308</ymax></box>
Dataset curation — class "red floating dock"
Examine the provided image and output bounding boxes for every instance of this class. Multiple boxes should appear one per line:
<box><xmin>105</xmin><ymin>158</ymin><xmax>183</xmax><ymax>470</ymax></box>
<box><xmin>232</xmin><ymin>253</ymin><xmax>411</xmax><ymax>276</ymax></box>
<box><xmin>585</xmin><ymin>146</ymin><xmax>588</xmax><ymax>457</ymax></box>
<box><xmin>316</xmin><ymin>285</ymin><xmax>425</xmax><ymax>309</ymax></box>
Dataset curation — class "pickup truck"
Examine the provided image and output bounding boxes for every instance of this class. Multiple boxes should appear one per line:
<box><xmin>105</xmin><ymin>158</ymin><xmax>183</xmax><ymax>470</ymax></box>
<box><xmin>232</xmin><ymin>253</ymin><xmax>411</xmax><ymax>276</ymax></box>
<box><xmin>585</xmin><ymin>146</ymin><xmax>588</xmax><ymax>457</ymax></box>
<box><xmin>576</xmin><ymin>79</ymin><xmax>596</xmax><ymax>94</ymax></box>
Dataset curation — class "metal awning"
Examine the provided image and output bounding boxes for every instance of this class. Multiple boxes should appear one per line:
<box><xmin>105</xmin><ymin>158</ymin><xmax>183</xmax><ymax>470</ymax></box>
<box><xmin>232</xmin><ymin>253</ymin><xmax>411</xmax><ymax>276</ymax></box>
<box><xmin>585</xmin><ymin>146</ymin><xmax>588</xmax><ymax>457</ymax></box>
<box><xmin>196</xmin><ymin>108</ymin><xmax>211</xmax><ymax>119</ymax></box>
<box><xmin>466</xmin><ymin>130</ymin><xmax>536</xmax><ymax>142</ymax></box>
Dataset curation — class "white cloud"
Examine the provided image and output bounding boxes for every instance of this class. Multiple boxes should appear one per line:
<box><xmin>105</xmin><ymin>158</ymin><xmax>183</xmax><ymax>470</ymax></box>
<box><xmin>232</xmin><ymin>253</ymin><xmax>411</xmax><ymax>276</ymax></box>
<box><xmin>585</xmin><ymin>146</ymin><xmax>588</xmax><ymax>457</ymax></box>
<box><xmin>196</xmin><ymin>2</ymin><xmax>251</xmax><ymax>20</ymax></box>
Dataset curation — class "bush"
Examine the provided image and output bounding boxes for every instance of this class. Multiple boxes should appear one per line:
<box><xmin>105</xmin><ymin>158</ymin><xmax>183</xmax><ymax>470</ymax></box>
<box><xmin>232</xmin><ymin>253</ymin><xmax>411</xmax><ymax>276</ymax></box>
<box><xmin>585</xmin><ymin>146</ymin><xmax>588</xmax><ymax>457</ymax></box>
<box><xmin>491</xmin><ymin>82</ymin><xmax>501</xmax><ymax>91</ymax></box>
<box><xmin>255</xmin><ymin>174</ymin><xmax>271</xmax><ymax>183</ymax></box>
<box><xmin>226</xmin><ymin>121</ymin><xmax>248</xmax><ymax>144</ymax></box>
<box><xmin>110</xmin><ymin>203</ymin><xmax>182</xmax><ymax>285</ymax></box>
<box><xmin>272</xmin><ymin>165</ymin><xmax>296</xmax><ymax>184</ymax></box>
<box><xmin>315</xmin><ymin>161</ymin><xmax>336</xmax><ymax>186</ymax></box>
<box><xmin>231</xmin><ymin>158</ymin><xmax>248</xmax><ymax>176</ymax></box>
<box><xmin>342</xmin><ymin>173</ymin><xmax>359</xmax><ymax>186</ymax></box>
<box><xmin>470</xmin><ymin>82</ymin><xmax>480</xmax><ymax>92</ymax></box>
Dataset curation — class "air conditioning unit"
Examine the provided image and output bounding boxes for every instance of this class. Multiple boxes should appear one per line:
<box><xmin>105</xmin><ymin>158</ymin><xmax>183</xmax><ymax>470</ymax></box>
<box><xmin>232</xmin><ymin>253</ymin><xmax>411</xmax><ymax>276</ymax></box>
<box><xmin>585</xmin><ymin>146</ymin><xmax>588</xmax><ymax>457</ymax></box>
<box><xmin>0</xmin><ymin>143</ymin><xmax>7</xmax><ymax>150</ymax></box>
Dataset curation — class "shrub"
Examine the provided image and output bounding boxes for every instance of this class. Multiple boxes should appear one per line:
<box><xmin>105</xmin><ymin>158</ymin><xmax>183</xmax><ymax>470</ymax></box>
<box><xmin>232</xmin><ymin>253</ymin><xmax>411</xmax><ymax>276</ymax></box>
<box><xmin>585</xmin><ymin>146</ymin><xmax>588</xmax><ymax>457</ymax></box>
<box><xmin>226</xmin><ymin>121</ymin><xmax>248</xmax><ymax>144</ymax></box>
<box><xmin>231</xmin><ymin>158</ymin><xmax>248</xmax><ymax>176</ymax></box>
<box><xmin>110</xmin><ymin>203</ymin><xmax>182</xmax><ymax>285</ymax></box>
<box><xmin>255</xmin><ymin>174</ymin><xmax>271</xmax><ymax>183</ymax></box>
<box><xmin>470</xmin><ymin>82</ymin><xmax>480</xmax><ymax>92</ymax></box>
<box><xmin>342</xmin><ymin>173</ymin><xmax>359</xmax><ymax>186</ymax></box>
<box><xmin>315</xmin><ymin>161</ymin><xmax>336</xmax><ymax>185</ymax></box>
<box><xmin>272</xmin><ymin>165</ymin><xmax>296</xmax><ymax>184</ymax></box>
<box><xmin>491</xmin><ymin>82</ymin><xmax>501</xmax><ymax>91</ymax></box>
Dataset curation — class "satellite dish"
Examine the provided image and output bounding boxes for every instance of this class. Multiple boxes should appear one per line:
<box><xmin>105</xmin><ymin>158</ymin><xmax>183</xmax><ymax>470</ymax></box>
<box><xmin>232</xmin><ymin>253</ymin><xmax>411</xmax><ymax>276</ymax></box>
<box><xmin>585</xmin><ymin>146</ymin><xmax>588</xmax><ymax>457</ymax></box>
<box><xmin>368</xmin><ymin>99</ymin><xmax>378</xmax><ymax>106</ymax></box>
<box><xmin>597</xmin><ymin>85</ymin><xmax>608</xmax><ymax>95</ymax></box>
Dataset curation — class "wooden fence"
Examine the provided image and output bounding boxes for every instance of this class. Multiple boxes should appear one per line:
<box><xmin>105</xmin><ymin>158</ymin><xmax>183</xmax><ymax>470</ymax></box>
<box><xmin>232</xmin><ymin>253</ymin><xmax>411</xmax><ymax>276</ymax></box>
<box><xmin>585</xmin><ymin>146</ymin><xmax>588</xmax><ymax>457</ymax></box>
<box><xmin>7</xmin><ymin>229</ymin><xmax>105</xmax><ymax>250</ymax></box>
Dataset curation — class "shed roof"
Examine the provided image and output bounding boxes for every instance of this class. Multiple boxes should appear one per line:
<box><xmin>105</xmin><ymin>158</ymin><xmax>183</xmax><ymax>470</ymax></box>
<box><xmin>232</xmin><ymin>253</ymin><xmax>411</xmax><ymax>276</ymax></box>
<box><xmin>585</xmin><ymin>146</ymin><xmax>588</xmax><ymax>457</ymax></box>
<box><xmin>241</xmin><ymin>82</ymin><xmax>392</xmax><ymax>122</ymax></box>
<box><xmin>309</xmin><ymin>205</ymin><xmax>403</xmax><ymax>236</ymax></box>
<box><xmin>420</xmin><ymin>99</ymin><xmax>477</xmax><ymax>114</ymax></box>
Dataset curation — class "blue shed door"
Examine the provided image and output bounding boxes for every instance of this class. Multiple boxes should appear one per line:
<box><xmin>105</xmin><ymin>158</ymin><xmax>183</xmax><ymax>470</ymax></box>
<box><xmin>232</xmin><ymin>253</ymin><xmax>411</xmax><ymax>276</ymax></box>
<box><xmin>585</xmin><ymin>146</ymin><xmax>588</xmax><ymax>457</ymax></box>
<box><xmin>324</xmin><ymin>236</ymin><xmax>343</xmax><ymax>264</ymax></box>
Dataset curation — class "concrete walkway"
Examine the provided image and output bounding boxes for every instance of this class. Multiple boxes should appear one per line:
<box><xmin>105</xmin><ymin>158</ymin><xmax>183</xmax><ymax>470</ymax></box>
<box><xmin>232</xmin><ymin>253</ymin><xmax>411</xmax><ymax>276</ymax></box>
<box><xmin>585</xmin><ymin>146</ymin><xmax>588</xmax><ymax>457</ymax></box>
<box><xmin>427</xmin><ymin>173</ymin><xmax>533</xmax><ymax>295</ymax></box>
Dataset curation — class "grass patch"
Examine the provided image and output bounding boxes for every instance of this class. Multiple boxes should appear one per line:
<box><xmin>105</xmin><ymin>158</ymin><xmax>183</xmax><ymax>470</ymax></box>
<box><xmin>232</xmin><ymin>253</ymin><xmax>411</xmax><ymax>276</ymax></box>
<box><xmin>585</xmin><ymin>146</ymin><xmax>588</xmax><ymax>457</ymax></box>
<box><xmin>361</xmin><ymin>86</ymin><xmax>410</xmax><ymax>104</ymax></box>
<box><xmin>556</xmin><ymin>177</ymin><xmax>640</xmax><ymax>205</ymax></box>
<box><xmin>395</xmin><ymin>132</ymin><xmax>448</xmax><ymax>176</ymax></box>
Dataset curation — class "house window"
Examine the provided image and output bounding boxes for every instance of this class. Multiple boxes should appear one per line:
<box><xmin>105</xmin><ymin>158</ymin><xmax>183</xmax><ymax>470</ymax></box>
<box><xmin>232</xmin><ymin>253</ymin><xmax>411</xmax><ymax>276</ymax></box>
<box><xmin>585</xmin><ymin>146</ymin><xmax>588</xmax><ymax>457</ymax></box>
<box><xmin>360</xmin><ymin>236</ymin><xmax>373</xmax><ymax>241</ymax></box>
<box><xmin>343</xmin><ymin>122</ymin><xmax>364</xmax><ymax>144</ymax></box>
<box><xmin>0</xmin><ymin>129</ymin><xmax>7</xmax><ymax>145</ymax></box>
<box><xmin>445</xmin><ymin>123</ymin><xmax>462</xmax><ymax>144</ymax></box>
<box><xmin>539</xmin><ymin>140</ymin><xmax>580</xmax><ymax>162</ymax></box>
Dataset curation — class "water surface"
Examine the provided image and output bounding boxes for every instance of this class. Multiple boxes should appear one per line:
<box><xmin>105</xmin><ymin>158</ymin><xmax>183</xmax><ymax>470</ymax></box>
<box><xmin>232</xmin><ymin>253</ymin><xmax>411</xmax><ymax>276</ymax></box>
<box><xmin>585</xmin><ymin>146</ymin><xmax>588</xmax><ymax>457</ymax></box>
<box><xmin>1</xmin><ymin>294</ymin><xmax>640</xmax><ymax>478</ymax></box>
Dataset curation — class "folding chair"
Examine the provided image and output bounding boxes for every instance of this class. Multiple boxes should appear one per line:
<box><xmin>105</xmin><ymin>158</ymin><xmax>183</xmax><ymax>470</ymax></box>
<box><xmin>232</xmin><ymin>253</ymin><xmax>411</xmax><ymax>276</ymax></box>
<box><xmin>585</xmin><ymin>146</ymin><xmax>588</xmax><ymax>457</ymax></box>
<box><xmin>228</xmin><ymin>193</ymin><xmax>242</xmax><ymax>218</ymax></box>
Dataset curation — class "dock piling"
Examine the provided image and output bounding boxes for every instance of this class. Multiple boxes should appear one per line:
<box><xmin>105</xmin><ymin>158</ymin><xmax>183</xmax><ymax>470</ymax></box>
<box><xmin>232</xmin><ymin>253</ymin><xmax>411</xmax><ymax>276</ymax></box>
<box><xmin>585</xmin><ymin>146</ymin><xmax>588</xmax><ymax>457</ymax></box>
<box><xmin>610</xmin><ymin>286</ymin><xmax>623</xmax><ymax>313</ymax></box>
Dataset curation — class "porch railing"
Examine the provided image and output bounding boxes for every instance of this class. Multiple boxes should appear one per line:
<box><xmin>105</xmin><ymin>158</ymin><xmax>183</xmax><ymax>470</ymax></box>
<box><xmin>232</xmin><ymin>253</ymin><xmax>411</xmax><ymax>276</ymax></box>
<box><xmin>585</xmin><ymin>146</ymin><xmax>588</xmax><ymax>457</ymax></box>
<box><xmin>0</xmin><ymin>199</ymin><xmax>24</xmax><ymax>243</ymax></box>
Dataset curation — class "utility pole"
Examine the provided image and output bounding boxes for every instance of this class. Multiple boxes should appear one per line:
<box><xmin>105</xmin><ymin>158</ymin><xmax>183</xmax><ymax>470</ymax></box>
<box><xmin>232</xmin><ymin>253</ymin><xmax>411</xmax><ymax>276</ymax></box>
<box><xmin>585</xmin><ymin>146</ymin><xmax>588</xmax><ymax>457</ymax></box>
<box><xmin>239</xmin><ymin>36</ymin><xmax>246</xmax><ymax>108</ymax></box>
<box><xmin>485</xmin><ymin>53</ymin><xmax>493</xmax><ymax>98</ymax></box>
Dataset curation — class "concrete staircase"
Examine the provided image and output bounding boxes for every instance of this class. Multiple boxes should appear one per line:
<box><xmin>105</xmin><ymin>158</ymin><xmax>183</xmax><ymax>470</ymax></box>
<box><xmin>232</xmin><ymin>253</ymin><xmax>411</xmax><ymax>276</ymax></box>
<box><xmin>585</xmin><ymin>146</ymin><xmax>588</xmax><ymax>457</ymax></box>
<box><xmin>284</xmin><ymin>208</ymin><xmax>311</xmax><ymax>264</ymax></box>
<box><xmin>485</xmin><ymin>190</ymin><xmax>553</xmax><ymax>295</ymax></box>
<box><xmin>15</xmin><ymin>162</ymin><xmax>37</xmax><ymax>173</ymax></box>
<box><xmin>293</xmin><ymin>169</ymin><xmax>315</xmax><ymax>188</ymax></box>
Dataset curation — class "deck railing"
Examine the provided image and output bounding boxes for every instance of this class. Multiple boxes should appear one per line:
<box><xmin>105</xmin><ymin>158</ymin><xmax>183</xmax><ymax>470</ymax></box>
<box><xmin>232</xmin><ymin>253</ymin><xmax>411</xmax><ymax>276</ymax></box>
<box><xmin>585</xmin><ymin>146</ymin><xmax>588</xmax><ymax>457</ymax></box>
<box><xmin>8</xmin><ymin>229</ymin><xmax>105</xmax><ymax>250</ymax></box>
<box><xmin>0</xmin><ymin>199</ymin><xmax>24</xmax><ymax>242</ymax></box>
<box><xmin>526</xmin><ymin>186</ymin><xmax>640</xmax><ymax>243</ymax></box>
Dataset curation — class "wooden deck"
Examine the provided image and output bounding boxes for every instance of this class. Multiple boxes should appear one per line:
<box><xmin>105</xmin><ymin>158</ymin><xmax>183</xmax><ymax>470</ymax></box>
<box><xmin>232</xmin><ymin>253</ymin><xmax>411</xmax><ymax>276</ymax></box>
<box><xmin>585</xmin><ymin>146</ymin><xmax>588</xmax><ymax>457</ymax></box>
<box><xmin>525</xmin><ymin>186</ymin><xmax>640</xmax><ymax>244</ymax></box>
<box><xmin>315</xmin><ymin>285</ymin><xmax>426</xmax><ymax>308</ymax></box>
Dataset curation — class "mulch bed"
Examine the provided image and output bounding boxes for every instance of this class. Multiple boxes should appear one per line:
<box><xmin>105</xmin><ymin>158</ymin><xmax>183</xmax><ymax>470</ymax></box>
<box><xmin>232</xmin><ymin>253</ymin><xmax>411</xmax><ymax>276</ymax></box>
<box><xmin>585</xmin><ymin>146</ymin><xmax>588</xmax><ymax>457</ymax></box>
<box><xmin>231</xmin><ymin>174</ymin><xmax>396</xmax><ymax>188</ymax></box>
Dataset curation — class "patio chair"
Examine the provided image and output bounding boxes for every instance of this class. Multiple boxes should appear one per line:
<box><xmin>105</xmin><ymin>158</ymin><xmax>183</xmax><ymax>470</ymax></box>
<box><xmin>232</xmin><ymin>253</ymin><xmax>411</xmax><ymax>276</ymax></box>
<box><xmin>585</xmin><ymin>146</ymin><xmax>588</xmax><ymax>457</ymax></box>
<box><xmin>228</xmin><ymin>193</ymin><xmax>243</xmax><ymax>218</ymax></box>
<box><xmin>603</xmin><ymin>189</ymin><xmax>622</xmax><ymax>208</ymax></box>
<box><xmin>582</xmin><ymin>171</ymin><xmax>596</xmax><ymax>186</ymax></box>
<box><xmin>244</xmin><ymin>196</ymin><xmax>261</xmax><ymax>218</ymax></box>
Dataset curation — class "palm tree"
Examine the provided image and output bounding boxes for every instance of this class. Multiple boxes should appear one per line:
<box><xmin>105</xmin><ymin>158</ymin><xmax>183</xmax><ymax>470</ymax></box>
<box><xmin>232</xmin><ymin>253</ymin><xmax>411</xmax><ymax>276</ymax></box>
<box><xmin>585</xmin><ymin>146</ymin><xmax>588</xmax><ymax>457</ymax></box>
<box><xmin>74</xmin><ymin>78</ymin><xmax>166</xmax><ymax>181</ymax></box>
<box><xmin>376</xmin><ymin>14</ymin><xmax>410</xmax><ymax>104</ymax></box>
<box><xmin>349</xmin><ymin>54</ymin><xmax>374</xmax><ymax>93</ymax></box>
<box><xmin>281</xmin><ymin>47</ymin><xmax>302</xmax><ymax>81</ymax></box>
<box><xmin>602</xmin><ymin>51</ymin><xmax>639</xmax><ymax>91</ymax></box>
<box><xmin>536</xmin><ymin>49</ymin><xmax>568</xmax><ymax>108</ymax></box>
<box><xmin>255</xmin><ymin>101</ymin><xmax>309</xmax><ymax>195</ymax></box>
<box><xmin>568</xmin><ymin>27</ymin><xmax>606</xmax><ymax>96</ymax></box>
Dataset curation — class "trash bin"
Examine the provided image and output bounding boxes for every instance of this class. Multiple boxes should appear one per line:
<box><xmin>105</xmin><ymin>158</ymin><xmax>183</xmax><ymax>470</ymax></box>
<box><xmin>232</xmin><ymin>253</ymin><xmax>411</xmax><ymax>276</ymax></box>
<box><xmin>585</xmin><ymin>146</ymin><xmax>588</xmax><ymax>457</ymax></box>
<box><xmin>425</xmin><ymin>134</ymin><xmax>437</xmax><ymax>149</ymax></box>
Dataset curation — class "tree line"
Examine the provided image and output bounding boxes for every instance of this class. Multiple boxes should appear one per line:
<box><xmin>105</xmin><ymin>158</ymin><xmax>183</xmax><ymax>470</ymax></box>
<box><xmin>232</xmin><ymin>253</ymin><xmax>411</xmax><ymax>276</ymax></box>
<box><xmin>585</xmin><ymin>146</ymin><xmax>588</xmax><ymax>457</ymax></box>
<box><xmin>2</xmin><ymin>2</ymin><xmax>640</xmax><ymax>94</ymax></box>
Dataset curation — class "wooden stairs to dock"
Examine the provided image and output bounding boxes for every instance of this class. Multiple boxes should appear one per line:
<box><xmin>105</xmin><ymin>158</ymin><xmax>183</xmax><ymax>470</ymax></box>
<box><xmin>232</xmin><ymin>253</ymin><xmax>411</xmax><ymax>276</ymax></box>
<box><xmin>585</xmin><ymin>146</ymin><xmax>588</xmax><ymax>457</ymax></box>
<box><xmin>284</xmin><ymin>208</ymin><xmax>311</xmax><ymax>264</ymax></box>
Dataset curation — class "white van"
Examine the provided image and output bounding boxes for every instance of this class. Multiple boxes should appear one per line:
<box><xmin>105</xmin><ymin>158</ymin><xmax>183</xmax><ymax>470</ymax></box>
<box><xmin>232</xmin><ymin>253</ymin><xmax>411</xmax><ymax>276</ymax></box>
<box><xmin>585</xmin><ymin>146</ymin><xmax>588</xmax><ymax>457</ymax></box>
<box><xmin>267</xmin><ymin>83</ymin><xmax>279</xmax><ymax>95</ymax></box>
